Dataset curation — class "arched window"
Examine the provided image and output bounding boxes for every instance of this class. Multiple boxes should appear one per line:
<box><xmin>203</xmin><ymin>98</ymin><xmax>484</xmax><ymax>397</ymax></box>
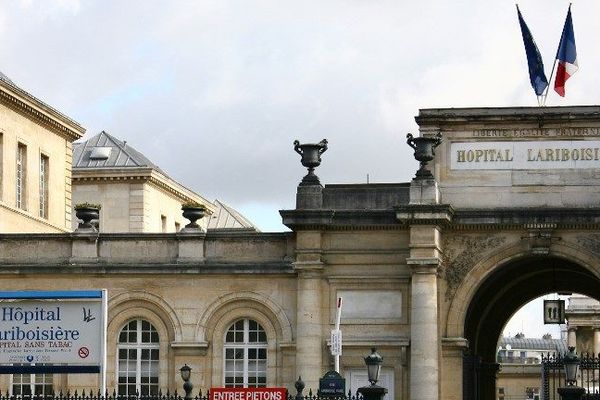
<box><xmin>224</xmin><ymin>319</ymin><xmax>267</xmax><ymax>387</ymax></box>
<box><xmin>117</xmin><ymin>319</ymin><xmax>159</xmax><ymax>396</ymax></box>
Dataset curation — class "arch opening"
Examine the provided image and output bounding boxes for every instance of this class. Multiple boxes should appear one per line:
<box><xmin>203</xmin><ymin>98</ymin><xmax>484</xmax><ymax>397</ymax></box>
<box><xmin>462</xmin><ymin>255</ymin><xmax>600</xmax><ymax>399</ymax></box>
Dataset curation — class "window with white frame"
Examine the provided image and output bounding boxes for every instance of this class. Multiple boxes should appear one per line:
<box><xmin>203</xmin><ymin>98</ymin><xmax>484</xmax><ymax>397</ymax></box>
<box><xmin>117</xmin><ymin>319</ymin><xmax>159</xmax><ymax>396</ymax></box>
<box><xmin>224</xmin><ymin>319</ymin><xmax>267</xmax><ymax>388</ymax></box>
<box><xmin>39</xmin><ymin>154</ymin><xmax>49</xmax><ymax>219</ymax></box>
<box><xmin>16</xmin><ymin>143</ymin><xmax>26</xmax><ymax>210</ymax></box>
<box><xmin>12</xmin><ymin>370</ymin><xmax>53</xmax><ymax>397</ymax></box>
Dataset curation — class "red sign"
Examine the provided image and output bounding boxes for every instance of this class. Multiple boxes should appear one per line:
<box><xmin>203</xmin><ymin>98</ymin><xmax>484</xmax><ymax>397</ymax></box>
<box><xmin>210</xmin><ymin>388</ymin><xmax>286</xmax><ymax>400</ymax></box>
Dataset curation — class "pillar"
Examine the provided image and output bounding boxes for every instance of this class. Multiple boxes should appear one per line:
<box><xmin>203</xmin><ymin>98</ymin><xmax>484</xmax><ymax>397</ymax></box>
<box><xmin>594</xmin><ymin>328</ymin><xmax>600</xmax><ymax>356</ymax></box>
<box><xmin>568</xmin><ymin>327</ymin><xmax>577</xmax><ymax>349</ymax></box>
<box><xmin>294</xmin><ymin>230</ymin><xmax>324</xmax><ymax>391</ymax></box>
<box><xmin>408</xmin><ymin>258</ymin><xmax>440</xmax><ymax>400</ymax></box>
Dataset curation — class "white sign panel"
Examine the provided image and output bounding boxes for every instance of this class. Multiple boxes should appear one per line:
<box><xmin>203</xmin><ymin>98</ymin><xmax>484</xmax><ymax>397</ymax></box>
<box><xmin>336</xmin><ymin>290</ymin><xmax>402</xmax><ymax>320</ymax></box>
<box><xmin>451</xmin><ymin>140</ymin><xmax>600</xmax><ymax>170</ymax></box>
<box><xmin>330</xmin><ymin>329</ymin><xmax>342</xmax><ymax>356</ymax></box>
<box><xmin>0</xmin><ymin>290</ymin><xmax>107</xmax><ymax>372</ymax></box>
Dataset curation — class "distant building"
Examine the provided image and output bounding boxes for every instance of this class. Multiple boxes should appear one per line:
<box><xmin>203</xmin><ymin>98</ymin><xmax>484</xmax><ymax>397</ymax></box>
<box><xmin>565</xmin><ymin>295</ymin><xmax>600</xmax><ymax>355</ymax></box>
<box><xmin>207</xmin><ymin>199</ymin><xmax>258</xmax><ymax>231</ymax></box>
<box><xmin>496</xmin><ymin>334</ymin><xmax>567</xmax><ymax>400</ymax></box>
<box><xmin>72</xmin><ymin>131</ymin><xmax>256</xmax><ymax>233</ymax></box>
<box><xmin>0</xmin><ymin>71</ymin><xmax>85</xmax><ymax>232</ymax></box>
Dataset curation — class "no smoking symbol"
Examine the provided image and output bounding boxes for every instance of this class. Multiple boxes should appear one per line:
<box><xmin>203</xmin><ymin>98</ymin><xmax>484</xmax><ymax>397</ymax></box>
<box><xmin>78</xmin><ymin>347</ymin><xmax>90</xmax><ymax>359</ymax></box>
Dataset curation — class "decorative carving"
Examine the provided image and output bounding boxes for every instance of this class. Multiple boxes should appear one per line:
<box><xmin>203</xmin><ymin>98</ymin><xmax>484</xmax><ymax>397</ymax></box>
<box><xmin>442</xmin><ymin>234</ymin><xmax>507</xmax><ymax>299</ymax></box>
<box><xmin>522</xmin><ymin>224</ymin><xmax>559</xmax><ymax>255</ymax></box>
<box><xmin>576</xmin><ymin>234</ymin><xmax>600</xmax><ymax>256</ymax></box>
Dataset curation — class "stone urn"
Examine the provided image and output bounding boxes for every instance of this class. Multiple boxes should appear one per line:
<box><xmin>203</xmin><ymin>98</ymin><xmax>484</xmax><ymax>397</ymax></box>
<box><xmin>181</xmin><ymin>204</ymin><xmax>206</xmax><ymax>229</ymax></box>
<box><xmin>406</xmin><ymin>132</ymin><xmax>442</xmax><ymax>178</ymax></box>
<box><xmin>294</xmin><ymin>139</ymin><xmax>328</xmax><ymax>185</ymax></box>
<box><xmin>74</xmin><ymin>204</ymin><xmax>100</xmax><ymax>231</ymax></box>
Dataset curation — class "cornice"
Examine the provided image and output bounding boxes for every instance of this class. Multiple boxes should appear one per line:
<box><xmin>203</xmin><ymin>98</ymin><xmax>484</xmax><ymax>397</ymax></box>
<box><xmin>0</xmin><ymin>82</ymin><xmax>84</xmax><ymax>141</ymax></box>
<box><xmin>0</xmin><ymin>263</ymin><xmax>294</xmax><ymax>275</ymax></box>
<box><xmin>280</xmin><ymin>209</ymin><xmax>406</xmax><ymax>230</ymax></box>
<box><xmin>416</xmin><ymin>106</ymin><xmax>600</xmax><ymax>128</ymax></box>
<box><xmin>395</xmin><ymin>204</ymin><xmax>454</xmax><ymax>226</ymax></box>
<box><xmin>451</xmin><ymin>208</ymin><xmax>600</xmax><ymax>230</ymax></box>
<box><xmin>72</xmin><ymin>168</ymin><xmax>215</xmax><ymax>212</ymax></box>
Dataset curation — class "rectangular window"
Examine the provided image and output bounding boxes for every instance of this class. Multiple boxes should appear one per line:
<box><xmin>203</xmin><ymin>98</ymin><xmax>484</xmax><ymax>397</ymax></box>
<box><xmin>39</xmin><ymin>155</ymin><xmax>49</xmax><ymax>219</ymax></box>
<box><xmin>16</xmin><ymin>143</ymin><xmax>27</xmax><ymax>210</ymax></box>
<box><xmin>175</xmin><ymin>222</ymin><xmax>180</xmax><ymax>232</ymax></box>
<box><xmin>12</xmin><ymin>371</ymin><xmax>53</xmax><ymax>397</ymax></box>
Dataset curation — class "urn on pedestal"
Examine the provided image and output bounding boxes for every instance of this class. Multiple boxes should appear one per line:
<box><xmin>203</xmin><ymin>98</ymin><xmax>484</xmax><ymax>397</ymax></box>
<box><xmin>294</xmin><ymin>139</ymin><xmax>328</xmax><ymax>185</ymax></box>
<box><xmin>406</xmin><ymin>132</ymin><xmax>442</xmax><ymax>179</ymax></box>
<box><xmin>181</xmin><ymin>202</ymin><xmax>207</xmax><ymax>229</ymax></box>
<box><xmin>74</xmin><ymin>203</ymin><xmax>101</xmax><ymax>231</ymax></box>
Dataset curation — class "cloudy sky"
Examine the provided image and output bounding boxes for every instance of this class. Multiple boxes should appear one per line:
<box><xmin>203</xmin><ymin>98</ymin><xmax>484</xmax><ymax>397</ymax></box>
<box><xmin>1</xmin><ymin>0</ymin><xmax>599</xmax><ymax>232</ymax></box>
<box><xmin>1</xmin><ymin>0</ymin><xmax>596</xmax><ymax>338</ymax></box>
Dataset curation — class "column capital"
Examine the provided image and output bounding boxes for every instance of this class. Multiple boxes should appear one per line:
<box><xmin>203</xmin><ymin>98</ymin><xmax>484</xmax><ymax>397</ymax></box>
<box><xmin>568</xmin><ymin>326</ymin><xmax>578</xmax><ymax>332</ymax></box>
<box><xmin>407</xmin><ymin>257</ymin><xmax>440</xmax><ymax>274</ymax></box>
<box><xmin>293</xmin><ymin>261</ymin><xmax>324</xmax><ymax>276</ymax></box>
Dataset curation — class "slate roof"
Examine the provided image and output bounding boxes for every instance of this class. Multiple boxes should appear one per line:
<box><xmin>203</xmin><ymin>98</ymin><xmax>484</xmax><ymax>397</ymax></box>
<box><xmin>73</xmin><ymin>131</ymin><xmax>164</xmax><ymax>173</ymax></box>
<box><xmin>207</xmin><ymin>200</ymin><xmax>259</xmax><ymax>230</ymax></box>
<box><xmin>499</xmin><ymin>336</ymin><xmax>567</xmax><ymax>353</ymax></box>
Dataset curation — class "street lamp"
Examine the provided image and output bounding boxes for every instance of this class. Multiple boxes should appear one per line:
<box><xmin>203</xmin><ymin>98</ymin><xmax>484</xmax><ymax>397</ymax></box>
<box><xmin>357</xmin><ymin>348</ymin><xmax>387</xmax><ymax>400</ymax></box>
<box><xmin>180</xmin><ymin>364</ymin><xmax>193</xmax><ymax>400</ymax></box>
<box><xmin>563</xmin><ymin>347</ymin><xmax>579</xmax><ymax>386</ymax></box>
<box><xmin>365</xmin><ymin>348</ymin><xmax>383</xmax><ymax>385</ymax></box>
<box><xmin>557</xmin><ymin>347</ymin><xmax>584</xmax><ymax>400</ymax></box>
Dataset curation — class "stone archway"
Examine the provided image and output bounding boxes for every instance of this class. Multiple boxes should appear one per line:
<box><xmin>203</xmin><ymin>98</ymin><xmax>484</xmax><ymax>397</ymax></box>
<box><xmin>455</xmin><ymin>253</ymin><xmax>600</xmax><ymax>399</ymax></box>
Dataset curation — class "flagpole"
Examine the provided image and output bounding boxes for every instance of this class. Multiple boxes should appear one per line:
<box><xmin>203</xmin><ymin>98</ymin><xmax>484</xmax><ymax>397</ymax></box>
<box><xmin>542</xmin><ymin>3</ymin><xmax>572</xmax><ymax>104</ymax></box>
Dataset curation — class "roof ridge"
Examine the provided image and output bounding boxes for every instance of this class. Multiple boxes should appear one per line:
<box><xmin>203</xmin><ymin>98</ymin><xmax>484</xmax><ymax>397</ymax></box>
<box><xmin>214</xmin><ymin>199</ymin><xmax>258</xmax><ymax>229</ymax></box>
<box><xmin>97</xmin><ymin>130</ymin><xmax>142</xmax><ymax>167</ymax></box>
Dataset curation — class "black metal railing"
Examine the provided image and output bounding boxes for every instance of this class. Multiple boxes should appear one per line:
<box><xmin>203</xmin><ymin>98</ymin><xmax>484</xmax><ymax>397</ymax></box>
<box><xmin>541</xmin><ymin>352</ymin><xmax>600</xmax><ymax>400</ymax></box>
<box><xmin>0</xmin><ymin>388</ymin><xmax>364</xmax><ymax>400</ymax></box>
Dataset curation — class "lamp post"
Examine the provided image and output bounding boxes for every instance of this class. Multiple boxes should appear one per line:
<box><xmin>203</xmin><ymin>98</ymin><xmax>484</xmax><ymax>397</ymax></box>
<box><xmin>357</xmin><ymin>348</ymin><xmax>388</xmax><ymax>400</ymax></box>
<box><xmin>557</xmin><ymin>347</ymin><xmax>584</xmax><ymax>400</ymax></box>
<box><xmin>180</xmin><ymin>364</ymin><xmax>193</xmax><ymax>400</ymax></box>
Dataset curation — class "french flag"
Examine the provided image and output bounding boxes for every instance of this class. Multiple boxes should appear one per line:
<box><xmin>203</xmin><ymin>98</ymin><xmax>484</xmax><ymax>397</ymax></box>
<box><xmin>554</xmin><ymin>6</ymin><xmax>578</xmax><ymax>97</ymax></box>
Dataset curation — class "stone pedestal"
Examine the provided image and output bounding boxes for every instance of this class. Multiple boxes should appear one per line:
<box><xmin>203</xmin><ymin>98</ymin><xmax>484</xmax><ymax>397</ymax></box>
<box><xmin>357</xmin><ymin>384</ymin><xmax>388</xmax><ymax>400</ymax></box>
<box><xmin>409</xmin><ymin>177</ymin><xmax>440</xmax><ymax>205</ymax></box>
<box><xmin>557</xmin><ymin>386</ymin><xmax>585</xmax><ymax>400</ymax></box>
<box><xmin>296</xmin><ymin>184</ymin><xmax>323</xmax><ymax>209</ymax></box>
<box><xmin>70</xmin><ymin>232</ymin><xmax>99</xmax><ymax>263</ymax></box>
<box><xmin>177</xmin><ymin>232</ymin><xmax>206</xmax><ymax>263</ymax></box>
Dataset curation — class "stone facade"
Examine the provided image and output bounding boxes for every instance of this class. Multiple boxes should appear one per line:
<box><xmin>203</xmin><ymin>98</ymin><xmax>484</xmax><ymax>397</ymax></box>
<box><xmin>4</xmin><ymin>105</ymin><xmax>600</xmax><ymax>400</ymax></box>
<box><xmin>0</xmin><ymin>74</ymin><xmax>84</xmax><ymax>233</ymax></box>
<box><xmin>496</xmin><ymin>335</ymin><xmax>566</xmax><ymax>400</ymax></box>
